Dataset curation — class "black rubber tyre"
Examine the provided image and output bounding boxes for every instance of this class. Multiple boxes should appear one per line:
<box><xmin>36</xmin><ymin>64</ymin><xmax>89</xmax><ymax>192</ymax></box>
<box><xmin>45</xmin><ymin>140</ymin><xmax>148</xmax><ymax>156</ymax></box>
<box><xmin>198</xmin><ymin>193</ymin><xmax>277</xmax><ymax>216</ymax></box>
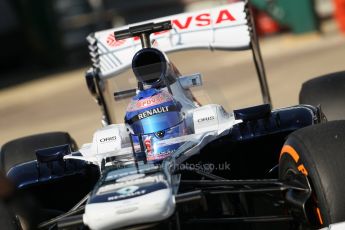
<box><xmin>279</xmin><ymin>120</ymin><xmax>345</xmax><ymax>228</ymax></box>
<box><xmin>0</xmin><ymin>132</ymin><xmax>77</xmax><ymax>173</ymax></box>
<box><xmin>0</xmin><ymin>201</ymin><xmax>19</xmax><ymax>230</ymax></box>
<box><xmin>299</xmin><ymin>71</ymin><xmax>345</xmax><ymax>120</ymax></box>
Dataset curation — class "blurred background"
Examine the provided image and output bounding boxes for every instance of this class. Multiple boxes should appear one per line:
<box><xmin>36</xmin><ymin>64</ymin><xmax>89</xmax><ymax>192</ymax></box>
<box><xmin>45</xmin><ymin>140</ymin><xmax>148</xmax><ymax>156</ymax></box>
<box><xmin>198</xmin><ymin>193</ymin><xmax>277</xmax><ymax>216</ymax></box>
<box><xmin>1</xmin><ymin>0</ymin><xmax>345</xmax><ymax>145</ymax></box>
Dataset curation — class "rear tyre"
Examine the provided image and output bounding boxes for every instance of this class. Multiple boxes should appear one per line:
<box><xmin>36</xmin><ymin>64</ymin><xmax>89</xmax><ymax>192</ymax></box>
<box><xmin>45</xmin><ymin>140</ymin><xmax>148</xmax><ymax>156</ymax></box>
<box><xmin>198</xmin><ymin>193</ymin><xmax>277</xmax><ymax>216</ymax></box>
<box><xmin>279</xmin><ymin>120</ymin><xmax>345</xmax><ymax>228</ymax></box>
<box><xmin>299</xmin><ymin>71</ymin><xmax>345</xmax><ymax>120</ymax></box>
<box><xmin>0</xmin><ymin>132</ymin><xmax>77</xmax><ymax>173</ymax></box>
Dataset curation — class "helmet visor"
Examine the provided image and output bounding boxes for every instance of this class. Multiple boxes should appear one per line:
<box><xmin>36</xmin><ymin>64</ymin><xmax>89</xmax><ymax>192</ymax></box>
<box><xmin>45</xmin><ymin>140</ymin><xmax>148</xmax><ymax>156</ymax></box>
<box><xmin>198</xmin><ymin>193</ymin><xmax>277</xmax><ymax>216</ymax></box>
<box><xmin>129</xmin><ymin>109</ymin><xmax>182</xmax><ymax>134</ymax></box>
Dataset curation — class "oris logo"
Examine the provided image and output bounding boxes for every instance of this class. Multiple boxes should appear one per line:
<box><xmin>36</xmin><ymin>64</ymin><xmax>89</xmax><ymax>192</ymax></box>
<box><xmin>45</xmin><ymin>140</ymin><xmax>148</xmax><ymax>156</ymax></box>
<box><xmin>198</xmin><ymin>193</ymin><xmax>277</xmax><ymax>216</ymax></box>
<box><xmin>197</xmin><ymin>116</ymin><xmax>215</xmax><ymax>123</ymax></box>
<box><xmin>99</xmin><ymin>136</ymin><xmax>117</xmax><ymax>143</ymax></box>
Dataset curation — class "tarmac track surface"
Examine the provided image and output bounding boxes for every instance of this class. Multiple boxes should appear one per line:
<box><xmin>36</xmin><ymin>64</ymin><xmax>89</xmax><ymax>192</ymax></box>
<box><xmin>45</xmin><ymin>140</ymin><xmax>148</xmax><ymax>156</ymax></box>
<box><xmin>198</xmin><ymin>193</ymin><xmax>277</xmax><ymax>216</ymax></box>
<box><xmin>1</xmin><ymin>30</ymin><xmax>345</xmax><ymax>145</ymax></box>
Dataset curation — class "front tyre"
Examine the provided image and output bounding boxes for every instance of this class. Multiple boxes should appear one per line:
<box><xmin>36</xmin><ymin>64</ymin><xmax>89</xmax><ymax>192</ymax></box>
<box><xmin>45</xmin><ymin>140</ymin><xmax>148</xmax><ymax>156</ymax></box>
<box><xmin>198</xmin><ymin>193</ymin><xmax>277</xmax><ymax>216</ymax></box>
<box><xmin>279</xmin><ymin>120</ymin><xmax>345</xmax><ymax>228</ymax></box>
<box><xmin>0</xmin><ymin>132</ymin><xmax>78</xmax><ymax>229</ymax></box>
<box><xmin>0</xmin><ymin>132</ymin><xmax>77</xmax><ymax>173</ymax></box>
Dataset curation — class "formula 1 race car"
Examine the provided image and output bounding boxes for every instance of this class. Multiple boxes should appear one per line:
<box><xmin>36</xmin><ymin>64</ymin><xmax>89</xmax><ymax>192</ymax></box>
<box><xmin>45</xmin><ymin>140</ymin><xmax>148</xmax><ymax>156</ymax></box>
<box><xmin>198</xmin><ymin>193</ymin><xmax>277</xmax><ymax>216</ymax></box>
<box><xmin>1</xmin><ymin>1</ymin><xmax>345</xmax><ymax>230</ymax></box>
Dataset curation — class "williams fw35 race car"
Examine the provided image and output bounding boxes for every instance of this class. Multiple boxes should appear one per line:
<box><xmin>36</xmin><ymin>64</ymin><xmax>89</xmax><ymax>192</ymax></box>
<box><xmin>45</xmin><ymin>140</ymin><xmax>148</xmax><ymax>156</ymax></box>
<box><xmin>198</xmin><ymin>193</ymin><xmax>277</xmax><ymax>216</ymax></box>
<box><xmin>1</xmin><ymin>1</ymin><xmax>345</xmax><ymax>230</ymax></box>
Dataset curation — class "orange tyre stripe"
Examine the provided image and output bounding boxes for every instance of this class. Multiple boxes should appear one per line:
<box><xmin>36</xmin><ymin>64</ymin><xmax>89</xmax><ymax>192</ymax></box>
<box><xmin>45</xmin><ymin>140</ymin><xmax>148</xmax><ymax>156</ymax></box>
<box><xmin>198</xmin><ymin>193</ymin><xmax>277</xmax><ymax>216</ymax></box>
<box><xmin>280</xmin><ymin>145</ymin><xmax>300</xmax><ymax>163</ymax></box>
<box><xmin>316</xmin><ymin>207</ymin><xmax>324</xmax><ymax>225</ymax></box>
<box><xmin>281</xmin><ymin>145</ymin><xmax>320</xmax><ymax>224</ymax></box>
<box><xmin>280</xmin><ymin>145</ymin><xmax>309</xmax><ymax>175</ymax></box>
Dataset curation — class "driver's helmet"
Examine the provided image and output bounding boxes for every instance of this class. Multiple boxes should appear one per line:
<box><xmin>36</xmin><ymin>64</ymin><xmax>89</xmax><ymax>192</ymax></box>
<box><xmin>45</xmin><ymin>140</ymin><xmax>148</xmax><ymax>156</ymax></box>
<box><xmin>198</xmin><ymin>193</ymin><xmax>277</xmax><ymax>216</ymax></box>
<box><xmin>125</xmin><ymin>88</ymin><xmax>186</xmax><ymax>162</ymax></box>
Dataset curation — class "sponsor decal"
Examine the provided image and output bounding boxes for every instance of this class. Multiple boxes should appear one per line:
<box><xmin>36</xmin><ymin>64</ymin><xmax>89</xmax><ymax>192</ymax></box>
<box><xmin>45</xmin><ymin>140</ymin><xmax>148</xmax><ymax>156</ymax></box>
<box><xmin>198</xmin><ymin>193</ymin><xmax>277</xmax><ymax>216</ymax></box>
<box><xmin>99</xmin><ymin>136</ymin><xmax>117</xmax><ymax>143</ymax></box>
<box><xmin>144</xmin><ymin>136</ymin><xmax>153</xmax><ymax>155</ymax></box>
<box><xmin>197</xmin><ymin>116</ymin><xmax>215</xmax><ymax>123</ymax></box>
<box><xmin>108</xmin><ymin>187</ymin><xmax>146</xmax><ymax>201</ymax></box>
<box><xmin>138</xmin><ymin>106</ymin><xmax>169</xmax><ymax>120</ymax></box>
<box><xmin>106</xmin><ymin>8</ymin><xmax>236</xmax><ymax>47</ymax></box>
<box><xmin>147</xmin><ymin>142</ymin><xmax>181</xmax><ymax>161</ymax></box>
<box><xmin>146</xmin><ymin>149</ymin><xmax>176</xmax><ymax>161</ymax></box>
<box><xmin>172</xmin><ymin>9</ymin><xmax>235</xmax><ymax>29</ymax></box>
<box><xmin>91</xmin><ymin>182</ymin><xmax>167</xmax><ymax>203</ymax></box>
<box><xmin>127</xmin><ymin>92</ymin><xmax>173</xmax><ymax>111</ymax></box>
<box><xmin>116</xmin><ymin>186</ymin><xmax>139</xmax><ymax>195</ymax></box>
<box><xmin>136</xmin><ymin>95</ymin><xmax>167</xmax><ymax>109</ymax></box>
<box><xmin>106</xmin><ymin>33</ymin><xmax>126</xmax><ymax>47</ymax></box>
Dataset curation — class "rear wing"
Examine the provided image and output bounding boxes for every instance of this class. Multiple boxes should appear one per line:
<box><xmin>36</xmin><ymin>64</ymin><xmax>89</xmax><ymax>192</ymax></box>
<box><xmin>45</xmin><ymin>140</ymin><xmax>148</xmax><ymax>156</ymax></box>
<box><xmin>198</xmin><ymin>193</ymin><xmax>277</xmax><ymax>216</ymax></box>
<box><xmin>89</xmin><ymin>1</ymin><xmax>251</xmax><ymax>77</ymax></box>
<box><xmin>87</xmin><ymin>0</ymin><xmax>271</xmax><ymax>122</ymax></box>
